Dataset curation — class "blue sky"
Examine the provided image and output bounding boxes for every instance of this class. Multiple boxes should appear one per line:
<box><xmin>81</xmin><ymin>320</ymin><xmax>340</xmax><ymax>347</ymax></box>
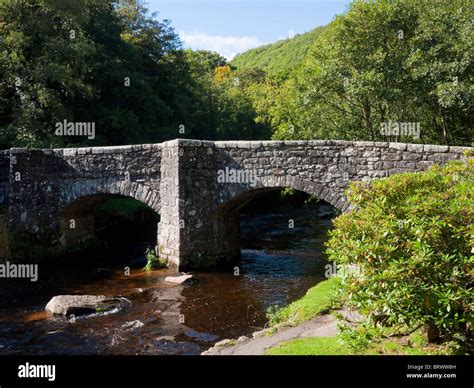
<box><xmin>145</xmin><ymin>0</ymin><xmax>351</xmax><ymax>59</ymax></box>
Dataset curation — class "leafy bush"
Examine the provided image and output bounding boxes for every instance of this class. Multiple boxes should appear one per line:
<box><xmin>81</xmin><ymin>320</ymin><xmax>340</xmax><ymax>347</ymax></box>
<box><xmin>326</xmin><ymin>158</ymin><xmax>473</xmax><ymax>347</ymax></box>
<box><xmin>279</xmin><ymin>187</ymin><xmax>296</xmax><ymax>198</ymax></box>
<box><xmin>144</xmin><ymin>249</ymin><xmax>166</xmax><ymax>271</ymax></box>
<box><xmin>266</xmin><ymin>305</ymin><xmax>286</xmax><ymax>327</ymax></box>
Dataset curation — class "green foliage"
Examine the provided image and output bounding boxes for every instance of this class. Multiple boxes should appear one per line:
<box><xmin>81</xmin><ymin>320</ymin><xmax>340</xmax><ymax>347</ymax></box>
<box><xmin>338</xmin><ymin>322</ymin><xmax>379</xmax><ymax>351</ymax></box>
<box><xmin>184</xmin><ymin>49</ymin><xmax>227</xmax><ymax>73</ymax></box>
<box><xmin>279</xmin><ymin>187</ymin><xmax>296</xmax><ymax>199</ymax></box>
<box><xmin>277</xmin><ymin>187</ymin><xmax>322</xmax><ymax>205</ymax></box>
<box><xmin>336</xmin><ymin>324</ymin><xmax>469</xmax><ymax>355</ymax></box>
<box><xmin>97</xmin><ymin>197</ymin><xmax>154</xmax><ymax>220</ymax></box>
<box><xmin>172</xmin><ymin>52</ymin><xmax>272</xmax><ymax>141</ymax></box>
<box><xmin>231</xmin><ymin>27</ymin><xmax>325</xmax><ymax>80</ymax></box>
<box><xmin>143</xmin><ymin>248</ymin><xmax>166</xmax><ymax>271</ymax></box>
<box><xmin>0</xmin><ymin>0</ymin><xmax>228</xmax><ymax>148</ymax></box>
<box><xmin>264</xmin><ymin>0</ymin><xmax>472</xmax><ymax>145</ymax></box>
<box><xmin>304</xmin><ymin>195</ymin><xmax>320</xmax><ymax>205</ymax></box>
<box><xmin>326</xmin><ymin>158</ymin><xmax>474</xmax><ymax>346</ymax></box>
<box><xmin>1</xmin><ymin>0</ymin><xmax>471</xmax><ymax>148</ymax></box>
<box><xmin>207</xmin><ymin>65</ymin><xmax>272</xmax><ymax>140</ymax></box>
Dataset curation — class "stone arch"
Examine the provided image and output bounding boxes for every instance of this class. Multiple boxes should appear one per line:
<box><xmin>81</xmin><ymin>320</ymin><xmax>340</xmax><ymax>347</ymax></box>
<box><xmin>58</xmin><ymin>191</ymin><xmax>160</xmax><ymax>255</ymax></box>
<box><xmin>57</xmin><ymin>180</ymin><xmax>160</xmax><ymax>252</ymax></box>
<box><xmin>207</xmin><ymin>175</ymin><xmax>347</xmax><ymax>268</ymax></box>
<box><xmin>218</xmin><ymin>174</ymin><xmax>348</xmax><ymax>212</ymax></box>
<box><xmin>58</xmin><ymin>179</ymin><xmax>160</xmax><ymax>214</ymax></box>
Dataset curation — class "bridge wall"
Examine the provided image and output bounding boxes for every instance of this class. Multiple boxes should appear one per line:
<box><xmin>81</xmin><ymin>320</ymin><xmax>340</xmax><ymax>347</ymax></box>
<box><xmin>212</xmin><ymin>140</ymin><xmax>469</xmax><ymax>210</ymax></box>
<box><xmin>157</xmin><ymin>140</ymin><xmax>469</xmax><ymax>269</ymax></box>
<box><xmin>7</xmin><ymin>144</ymin><xmax>162</xmax><ymax>245</ymax></box>
<box><xmin>1</xmin><ymin>139</ymin><xmax>469</xmax><ymax>268</ymax></box>
<box><xmin>0</xmin><ymin>151</ymin><xmax>10</xmax><ymax>259</ymax></box>
<box><xmin>0</xmin><ymin>150</ymin><xmax>9</xmax><ymax>208</ymax></box>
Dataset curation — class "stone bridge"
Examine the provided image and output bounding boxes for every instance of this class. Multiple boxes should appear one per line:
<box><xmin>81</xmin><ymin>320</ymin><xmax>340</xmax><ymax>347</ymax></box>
<box><xmin>0</xmin><ymin>139</ymin><xmax>468</xmax><ymax>270</ymax></box>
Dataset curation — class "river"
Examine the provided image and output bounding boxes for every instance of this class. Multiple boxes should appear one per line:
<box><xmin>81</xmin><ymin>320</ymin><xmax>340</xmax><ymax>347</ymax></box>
<box><xmin>0</xmin><ymin>200</ymin><xmax>334</xmax><ymax>355</ymax></box>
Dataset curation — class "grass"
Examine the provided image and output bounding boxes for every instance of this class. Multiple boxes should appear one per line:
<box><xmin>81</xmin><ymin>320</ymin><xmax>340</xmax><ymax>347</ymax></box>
<box><xmin>266</xmin><ymin>336</ymin><xmax>349</xmax><ymax>355</ymax></box>
<box><xmin>263</xmin><ymin>276</ymin><xmax>464</xmax><ymax>355</ymax></box>
<box><xmin>265</xmin><ymin>329</ymin><xmax>458</xmax><ymax>355</ymax></box>
<box><xmin>266</xmin><ymin>276</ymin><xmax>342</xmax><ymax>327</ymax></box>
<box><xmin>97</xmin><ymin>197</ymin><xmax>159</xmax><ymax>221</ymax></box>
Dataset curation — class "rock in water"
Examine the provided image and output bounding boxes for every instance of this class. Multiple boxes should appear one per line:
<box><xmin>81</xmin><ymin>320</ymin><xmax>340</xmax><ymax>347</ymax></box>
<box><xmin>164</xmin><ymin>274</ymin><xmax>195</xmax><ymax>285</ymax></box>
<box><xmin>122</xmin><ymin>320</ymin><xmax>145</xmax><ymax>332</ymax></box>
<box><xmin>45</xmin><ymin>295</ymin><xmax>128</xmax><ymax>316</ymax></box>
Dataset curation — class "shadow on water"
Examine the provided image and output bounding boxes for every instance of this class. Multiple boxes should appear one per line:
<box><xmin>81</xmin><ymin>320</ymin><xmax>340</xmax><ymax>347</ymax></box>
<box><xmin>0</xmin><ymin>192</ymin><xmax>335</xmax><ymax>355</ymax></box>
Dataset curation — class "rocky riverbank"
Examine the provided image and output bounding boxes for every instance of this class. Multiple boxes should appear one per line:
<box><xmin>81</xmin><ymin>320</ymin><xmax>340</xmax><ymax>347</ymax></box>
<box><xmin>202</xmin><ymin>307</ymin><xmax>360</xmax><ymax>355</ymax></box>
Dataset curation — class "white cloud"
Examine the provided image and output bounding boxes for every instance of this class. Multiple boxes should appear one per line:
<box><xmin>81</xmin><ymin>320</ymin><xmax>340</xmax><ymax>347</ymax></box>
<box><xmin>179</xmin><ymin>30</ymin><xmax>262</xmax><ymax>60</ymax></box>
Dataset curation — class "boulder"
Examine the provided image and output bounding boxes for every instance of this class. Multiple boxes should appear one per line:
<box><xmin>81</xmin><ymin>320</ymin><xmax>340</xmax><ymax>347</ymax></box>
<box><xmin>122</xmin><ymin>320</ymin><xmax>145</xmax><ymax>332</ymax></box>
<box><xmin>45</xmin><ymin>295</ymin><xmax>129</xmax><ymax>316</ymax></box>
<box><xmin>252</xmin><ymin>328</ymin><xmax>272</xmax><ymax>339</ymax></box>
<box><xmin>236</xmin><ymin>335</ymin><xmax>249</xmax><ymax>344</ymax></box>
<box><xmin>165</xmin><ymin>274</ymin><xmax>195</xmax><ymax>285</ymax></box>
<box><xmin>214</xmin><ymin>339</ymin><xmax>234</xmax><ymax>348</ymax></box>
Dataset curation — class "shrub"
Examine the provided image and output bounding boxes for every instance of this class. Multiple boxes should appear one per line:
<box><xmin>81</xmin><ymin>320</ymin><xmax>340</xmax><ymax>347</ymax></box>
<box><xmin>144</xmin><ymin>248</ymin><xmax>166</xmax><ymax>271</ymax></box>
<box><xmin>326</xmin><ymin>158</ymin><xmax>473</xmax><ymax>347</ymax></box>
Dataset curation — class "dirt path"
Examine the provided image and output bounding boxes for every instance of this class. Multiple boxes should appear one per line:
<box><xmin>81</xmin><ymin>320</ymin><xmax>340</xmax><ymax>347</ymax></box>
<box><xmin>202</xmin><ymin>308</ymin><xmax>359</xmax><ymax>355</ymax></box>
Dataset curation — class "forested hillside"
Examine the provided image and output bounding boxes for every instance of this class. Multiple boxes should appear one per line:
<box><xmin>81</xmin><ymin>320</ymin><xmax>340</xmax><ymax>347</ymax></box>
<box><xmin>0</xmin><ymin>0</ymin><xmax>471</xmax><ymax>149</ymax></box>
<box><xmin>244</xmin><ymin>0</ymin><xmax>473</xmax><ymax>146</ymax></box>
<box><xmin>0</xmin><ymin>0</ymin><xmax>272</xmax><ymax>148</ymax></box>
<box><xmin>231</xmin><ymin>26</ymin><xmax>325</xmax><ymax>79</ymax></box>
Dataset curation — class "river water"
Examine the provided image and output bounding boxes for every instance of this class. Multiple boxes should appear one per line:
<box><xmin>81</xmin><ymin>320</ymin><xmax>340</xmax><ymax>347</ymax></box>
<box><xmin>0</xmin><ymin>202</ymin><xmax>333</xmax><ymax>355</ymax></box>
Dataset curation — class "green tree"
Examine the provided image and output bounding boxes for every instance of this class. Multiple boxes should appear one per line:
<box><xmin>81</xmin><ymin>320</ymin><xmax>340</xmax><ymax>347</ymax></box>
<box><xmin>81</xmin><ymin>0</ymin><xmax>193</xmax><ymax>145</ymax></box>
<box><xmin>0</xmin><ymin>0</ymin><xmax>98</xmax><ymax>147</ymax></box>
<box><xmin>181</xmin><ymin>50</ymin><xmax>227</xmax><ymax>139</ymax></box>
<box><xmin>211</xmin><ymin>65</ymin><xmax>272</xmax><ymax>140</ymax></box>
<box><xmin>269</xmin><ymin>0</ymin><xmax>472</xmax><ymax>145</ymax></box>
<box><xmin>0</xmin><ymin>0</ymin><xmax>198</xmax><ymax>148</ymax></box>
<box><xmin>407</xmin><ymin>0</ymin><xmax>473</xmax><ymax>145</ymax></box>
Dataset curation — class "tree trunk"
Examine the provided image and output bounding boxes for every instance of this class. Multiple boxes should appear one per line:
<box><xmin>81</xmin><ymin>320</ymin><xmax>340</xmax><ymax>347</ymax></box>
<box><xmin>427</xmin><ymin>322</ymin><xmax>440</xmax><ymax>343</ymax></box>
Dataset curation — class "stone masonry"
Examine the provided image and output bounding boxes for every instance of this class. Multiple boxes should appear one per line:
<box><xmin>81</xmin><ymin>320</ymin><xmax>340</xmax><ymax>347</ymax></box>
<box><xmin>1</xmin><ymin>139</ymin><xmax>469</xmax><ymax>270</ymax></box>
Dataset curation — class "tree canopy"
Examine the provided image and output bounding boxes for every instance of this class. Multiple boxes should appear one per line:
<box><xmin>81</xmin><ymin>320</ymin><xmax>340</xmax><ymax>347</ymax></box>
<box><xmin>0</xmin><ymin>0</ymin><xmax>471</xmax><ymax>149</ymax></box>
<box><xmin>254</xmin><ymin>0</ymin><xmax>473</xmax><ymax>145</ymax></box>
